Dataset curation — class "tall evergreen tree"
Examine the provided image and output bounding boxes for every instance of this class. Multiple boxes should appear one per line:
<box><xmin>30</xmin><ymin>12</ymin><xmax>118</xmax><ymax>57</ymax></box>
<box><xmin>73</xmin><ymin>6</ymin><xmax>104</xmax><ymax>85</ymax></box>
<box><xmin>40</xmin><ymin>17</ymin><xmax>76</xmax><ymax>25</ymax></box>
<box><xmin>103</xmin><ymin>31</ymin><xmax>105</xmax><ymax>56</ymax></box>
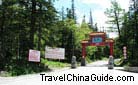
<box><xmin>89</xmin><ymin>10</ymin><xmax>93</xmax><ymax>29</ymax></box>
<box><xmin>105</xmin><ymin>0</ymin><xmax>124</xmax><ymax>38</ymax></box>
<box><xmin>0</xmin><ymin>0</ymin><xmax>58</xmax><ymax>71</ymax></box>
<box><xmin>71</xmin><ymin>0</ymin><xmax>75</xmax><ymax>21</ymax></box>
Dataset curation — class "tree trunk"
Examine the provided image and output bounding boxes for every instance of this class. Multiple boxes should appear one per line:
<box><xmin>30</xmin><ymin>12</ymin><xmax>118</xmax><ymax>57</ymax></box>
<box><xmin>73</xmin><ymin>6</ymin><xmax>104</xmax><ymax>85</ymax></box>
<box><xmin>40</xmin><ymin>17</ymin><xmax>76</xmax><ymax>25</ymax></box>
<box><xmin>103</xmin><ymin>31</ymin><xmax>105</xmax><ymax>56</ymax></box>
<box><xmin>114</xmin><ymin>10</ymin><xmax>121</xmax><ymax>38</ymax></box>
<box><xmin>30</xmin><ymin>0</ymin><xmax>36</xmax><ymax>49</ymax></box>
<box><xmin>38</xmin><ymin>3</ymin><xmax>42</xmax><ymax>50</ymax></box>
<box><xmin>0</xmin><ymin>4</ymin><xmax>6</xmax><ymax>70</ymax></box>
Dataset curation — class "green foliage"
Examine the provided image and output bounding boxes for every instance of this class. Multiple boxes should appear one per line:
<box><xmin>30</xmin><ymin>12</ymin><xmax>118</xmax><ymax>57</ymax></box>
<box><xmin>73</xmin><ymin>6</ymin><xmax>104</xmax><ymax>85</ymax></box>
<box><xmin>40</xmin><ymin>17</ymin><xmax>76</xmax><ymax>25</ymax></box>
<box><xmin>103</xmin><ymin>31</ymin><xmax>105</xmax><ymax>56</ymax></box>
<box><xmin>105</xmin><ymin>0</ymin><xmax>125</xmax><ymax>37</ymax></box>
<box><xmin>74</xmin><ymin>22</ymin><xmax>97</xmax><ymax>61</ymax></box>
<box><xmin>55</xmin><ymin>19</ymin><xmax>96</xmax><ymax>62</ymax></box>
<box><xmin>114</xmin><ymin>2</ymin><xmax>138</xmax><ymax>66</ymax></box>
<box><xmin>104</xmin><ymin>0</ymin><xmax>138</xmax><ymax>66</ymax></box>
<box><xmin>86</xmin><ymin>46</ymin><xmax>97</xmax><ymax>60</ymax></box>
<box><xmin>0</xmin><ymin>0</ymin><xmax>108</xmax><ymax>76</ymax></box>
<box><xmin>41</xmin><ymin>58</ymin><xmax>69</xmax><ymax>68</ymax></box>
<box><xmin>0</xmin><ymin>0</ymin><xmax>58</xmax><ymax>74</ymax></box>
<box><xmin>75</xmin><ymin>22</ymin><xmax>91</xmax><ymax>49</ymax></box>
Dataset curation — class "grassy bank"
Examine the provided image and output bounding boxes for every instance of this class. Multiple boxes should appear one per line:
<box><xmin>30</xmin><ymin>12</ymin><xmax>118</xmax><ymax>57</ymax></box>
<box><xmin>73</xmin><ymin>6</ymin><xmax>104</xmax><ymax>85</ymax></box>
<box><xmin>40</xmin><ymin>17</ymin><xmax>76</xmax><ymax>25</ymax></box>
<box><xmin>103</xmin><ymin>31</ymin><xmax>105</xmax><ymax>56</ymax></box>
<box><xmin>41</xmin><ymin>58</ymin><xmax>70</xmax><ymax>68</ymax></box>
<box><xmin>0</xmin><ymin>58</ymin><xmax>70</xmax><ymax>77</ymax></box>
<box><xmin>0</xmin><ymin>57</ymin><xmax>108</xmax><ymax>77</ymax></box>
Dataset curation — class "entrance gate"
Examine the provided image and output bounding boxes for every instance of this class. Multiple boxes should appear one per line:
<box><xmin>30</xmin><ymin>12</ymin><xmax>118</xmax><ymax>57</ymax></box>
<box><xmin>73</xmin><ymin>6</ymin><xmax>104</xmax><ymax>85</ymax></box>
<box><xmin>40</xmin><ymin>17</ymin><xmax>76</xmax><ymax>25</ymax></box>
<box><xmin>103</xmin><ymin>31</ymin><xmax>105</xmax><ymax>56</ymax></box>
<box><xmin>81</xmin><ymin>32</ymin><xmax>114</xmax><ymax>69</ymax></box>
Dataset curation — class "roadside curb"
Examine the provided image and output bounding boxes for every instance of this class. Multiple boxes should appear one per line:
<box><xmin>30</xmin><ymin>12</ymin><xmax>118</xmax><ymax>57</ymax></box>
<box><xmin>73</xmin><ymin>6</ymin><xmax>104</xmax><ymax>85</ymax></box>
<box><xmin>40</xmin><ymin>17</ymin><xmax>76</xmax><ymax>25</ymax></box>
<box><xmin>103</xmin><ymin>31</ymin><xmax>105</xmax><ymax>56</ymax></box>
<box><xmin>124</xmin><ymin>67</ymin><xmax>138</xmax><ymax>73</ymax></box>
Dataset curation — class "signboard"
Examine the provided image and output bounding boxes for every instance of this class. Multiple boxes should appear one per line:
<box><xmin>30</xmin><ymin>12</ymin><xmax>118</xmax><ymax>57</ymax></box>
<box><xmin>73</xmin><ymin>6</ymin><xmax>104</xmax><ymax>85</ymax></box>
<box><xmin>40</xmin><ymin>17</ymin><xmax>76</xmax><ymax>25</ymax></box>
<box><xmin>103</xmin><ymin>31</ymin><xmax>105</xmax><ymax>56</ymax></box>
<box><xmin>45</xmin><ymin>46</ymin><xmax>65</xmax><ymax>59</ymax></box>
<box><xmin>28</xmin><ymin>49</ymin><xmax>40</xmax><ymax>62</ymax></box>
<box><xmin>123</xmin><ymin>46</ymin><xmax>127</xmax><ymax>59</ymax></box>
<box><xmin>92</xmin><ymin>37</ymin><xmax>103</xmax><ymax>43</ymax></box>
<box><xmin>89</xmin><ymin>32</ymin><xmax>106</xmax><ymax>46</ymax></box>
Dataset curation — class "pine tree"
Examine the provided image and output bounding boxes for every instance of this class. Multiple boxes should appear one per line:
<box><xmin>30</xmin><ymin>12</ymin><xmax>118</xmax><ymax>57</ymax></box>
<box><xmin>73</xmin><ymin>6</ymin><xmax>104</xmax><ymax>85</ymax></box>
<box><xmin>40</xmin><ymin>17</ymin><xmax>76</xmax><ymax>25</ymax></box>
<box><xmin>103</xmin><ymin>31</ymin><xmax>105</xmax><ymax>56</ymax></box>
<box><xmin>89</xmin><ymin>9</ymin><xmax>94</xmax><ymax>29</ymax></box>
<box><xmin>105</xmin><ymin>0</ymin><xmax>124</xmax><ymax>38</ymax></box>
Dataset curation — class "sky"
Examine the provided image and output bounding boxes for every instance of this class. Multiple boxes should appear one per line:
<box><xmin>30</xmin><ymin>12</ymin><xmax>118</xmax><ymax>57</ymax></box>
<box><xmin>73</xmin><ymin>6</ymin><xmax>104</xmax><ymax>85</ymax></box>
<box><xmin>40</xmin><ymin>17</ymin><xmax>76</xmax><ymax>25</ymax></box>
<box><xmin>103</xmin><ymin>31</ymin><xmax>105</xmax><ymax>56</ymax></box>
<box><xmin>54</xmin><ymin>0</ymin><xmax>130</xmax><ymax>38</ymax></box>
<box><xmin>0</xmin><ymin>0</ymin><xmax>2</xmax><ymax>4</ymax></box>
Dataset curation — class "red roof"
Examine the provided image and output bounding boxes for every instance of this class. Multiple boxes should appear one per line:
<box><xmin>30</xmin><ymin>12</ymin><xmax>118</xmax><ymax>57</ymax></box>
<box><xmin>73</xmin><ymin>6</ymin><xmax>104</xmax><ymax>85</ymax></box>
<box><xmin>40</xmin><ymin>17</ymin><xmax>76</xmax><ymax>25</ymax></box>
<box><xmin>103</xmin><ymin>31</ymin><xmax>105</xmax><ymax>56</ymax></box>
<box><xmin>89</xmin><ymin>32</ymin><xmax>106</xmax><ymax>36</ymax></box>
<box><xmin>81</xmin><ymin>40</ymin><xmax>89</xmax><ymax>43</ymax></box>
<box><xmin>106</xmin><ymin>38</ymin><xmax>114</xmax><ymax>42</ymax></box>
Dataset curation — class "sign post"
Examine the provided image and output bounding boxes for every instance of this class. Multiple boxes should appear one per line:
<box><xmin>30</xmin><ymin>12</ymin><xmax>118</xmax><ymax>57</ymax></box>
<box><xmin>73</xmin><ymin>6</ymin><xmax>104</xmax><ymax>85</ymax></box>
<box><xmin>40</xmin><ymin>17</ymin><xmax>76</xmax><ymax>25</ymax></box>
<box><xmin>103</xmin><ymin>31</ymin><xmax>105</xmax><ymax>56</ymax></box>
<box><xmin>123</xmin><ymin>46</ymin><xmax>127</xmax><ymax>59</ymax></box>
<box><xmin>45</xmin><ymin>46</ymin><xmax>65</xmax><ymax>60</ymax></box>
<box><xmin>28</xmin><ymin>49</ymin><xmax>40</xmax><ymax>62</ymax></box>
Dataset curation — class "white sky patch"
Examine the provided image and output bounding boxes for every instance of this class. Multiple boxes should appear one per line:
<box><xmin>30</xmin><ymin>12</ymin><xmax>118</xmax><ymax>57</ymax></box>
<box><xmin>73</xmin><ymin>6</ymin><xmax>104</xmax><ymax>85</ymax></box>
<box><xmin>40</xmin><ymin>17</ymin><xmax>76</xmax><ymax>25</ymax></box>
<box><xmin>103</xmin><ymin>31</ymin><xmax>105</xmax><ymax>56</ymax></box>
<box><xmin>117</xmin><ymin>0</ymin><xmax>130</xmax><ymax>11</ymax></box>
<box><xmin>79</xmin><ymin>0</ymin><xmax>129</xmax><ymax>11</ymax></box>
<box><xmin>0</xmin><ymin>0</ymin><xmax>2</xmax><ymax>5</ymax></box>
<box><xmin>108</xmin><ymin>32</ymin><xmax>119</xmax><ymax>38</ymax></box>
<box><xmin>78</xmin><ymin>0</ymin><xmax>111</xmax><ymax>9</ymax></box>
<box><xmin>93</xmin><ymin>10</ymin><xmax>108</xmax><ymax>29</ymax></box>
<box><xmin>75</xmin><ymin>9</ymin><xmax>84</xmax><ymax>24</ymax></box>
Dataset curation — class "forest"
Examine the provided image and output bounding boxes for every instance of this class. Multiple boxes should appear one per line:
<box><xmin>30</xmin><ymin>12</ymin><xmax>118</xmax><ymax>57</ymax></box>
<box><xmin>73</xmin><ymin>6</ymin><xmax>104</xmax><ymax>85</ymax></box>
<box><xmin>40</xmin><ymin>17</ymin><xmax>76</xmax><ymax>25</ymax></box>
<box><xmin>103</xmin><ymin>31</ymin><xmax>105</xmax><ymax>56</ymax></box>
<box><xmin>0</xmin><ymin>0</ymin><xmax>138</xmax><ymax>76</ymax></box>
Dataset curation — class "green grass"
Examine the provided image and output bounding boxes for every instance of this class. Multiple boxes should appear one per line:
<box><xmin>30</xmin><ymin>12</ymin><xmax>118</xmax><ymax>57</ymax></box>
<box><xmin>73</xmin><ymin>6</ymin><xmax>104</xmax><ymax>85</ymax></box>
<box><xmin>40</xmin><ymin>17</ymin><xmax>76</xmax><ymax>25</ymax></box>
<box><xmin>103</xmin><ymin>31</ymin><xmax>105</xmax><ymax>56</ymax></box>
<box><xmin>0</xmin><ymin>59</ymin><xmax>70</xmax><ymax>77</ymax></box>
<box><xmin>86</xmin><ymin>57</ymin><xmax>92</xmax><ymax>63</ymax></box>
<box><xmin>0</xmin><ymin>71</ymin><xmax>11</xmax><ymax>77</ymax></box>
<box><xmin>101</xmin><ymin>57</ymin><xmax>108</xmax><ymax>61</ymax></box>
<box><xmin>85</xmin><ymin>56</ymin><xmax>109</xmax><ymax>65</ymax></box>
<box><xmin>41</xmin><ymin>58</ymin><xmax>70</xmax><ymax>68</ymax></box>
<box><xmin>1</xmin><ymin>57</ymin><xmax>109</xmax><ymax>77</ymax></box>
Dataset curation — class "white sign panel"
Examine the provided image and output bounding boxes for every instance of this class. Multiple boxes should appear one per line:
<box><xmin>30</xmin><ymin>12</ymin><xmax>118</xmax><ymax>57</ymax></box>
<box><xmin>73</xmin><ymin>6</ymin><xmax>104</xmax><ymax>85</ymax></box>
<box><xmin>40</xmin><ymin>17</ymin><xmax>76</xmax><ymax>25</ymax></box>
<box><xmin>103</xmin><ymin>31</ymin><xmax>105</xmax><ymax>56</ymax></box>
<box><xmin>45</xmin><ymin>46</ymin><xmax>65</xmax><ymax>59</ymax></box>
<box><xmin>28</xmin><ymin>49</ymin><xmax>40</xmax><ymax>62</ymax></box>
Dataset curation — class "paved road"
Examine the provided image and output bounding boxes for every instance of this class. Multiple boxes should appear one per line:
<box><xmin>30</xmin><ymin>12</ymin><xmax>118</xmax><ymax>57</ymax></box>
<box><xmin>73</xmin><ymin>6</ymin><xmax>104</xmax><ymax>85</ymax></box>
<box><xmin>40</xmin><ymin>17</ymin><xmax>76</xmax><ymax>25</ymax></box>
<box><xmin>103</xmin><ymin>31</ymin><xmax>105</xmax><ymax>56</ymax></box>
<box><xmin>0</xmin><ymin>60</ymin><xmax>138</xmax><ymax>85</ymax></box>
